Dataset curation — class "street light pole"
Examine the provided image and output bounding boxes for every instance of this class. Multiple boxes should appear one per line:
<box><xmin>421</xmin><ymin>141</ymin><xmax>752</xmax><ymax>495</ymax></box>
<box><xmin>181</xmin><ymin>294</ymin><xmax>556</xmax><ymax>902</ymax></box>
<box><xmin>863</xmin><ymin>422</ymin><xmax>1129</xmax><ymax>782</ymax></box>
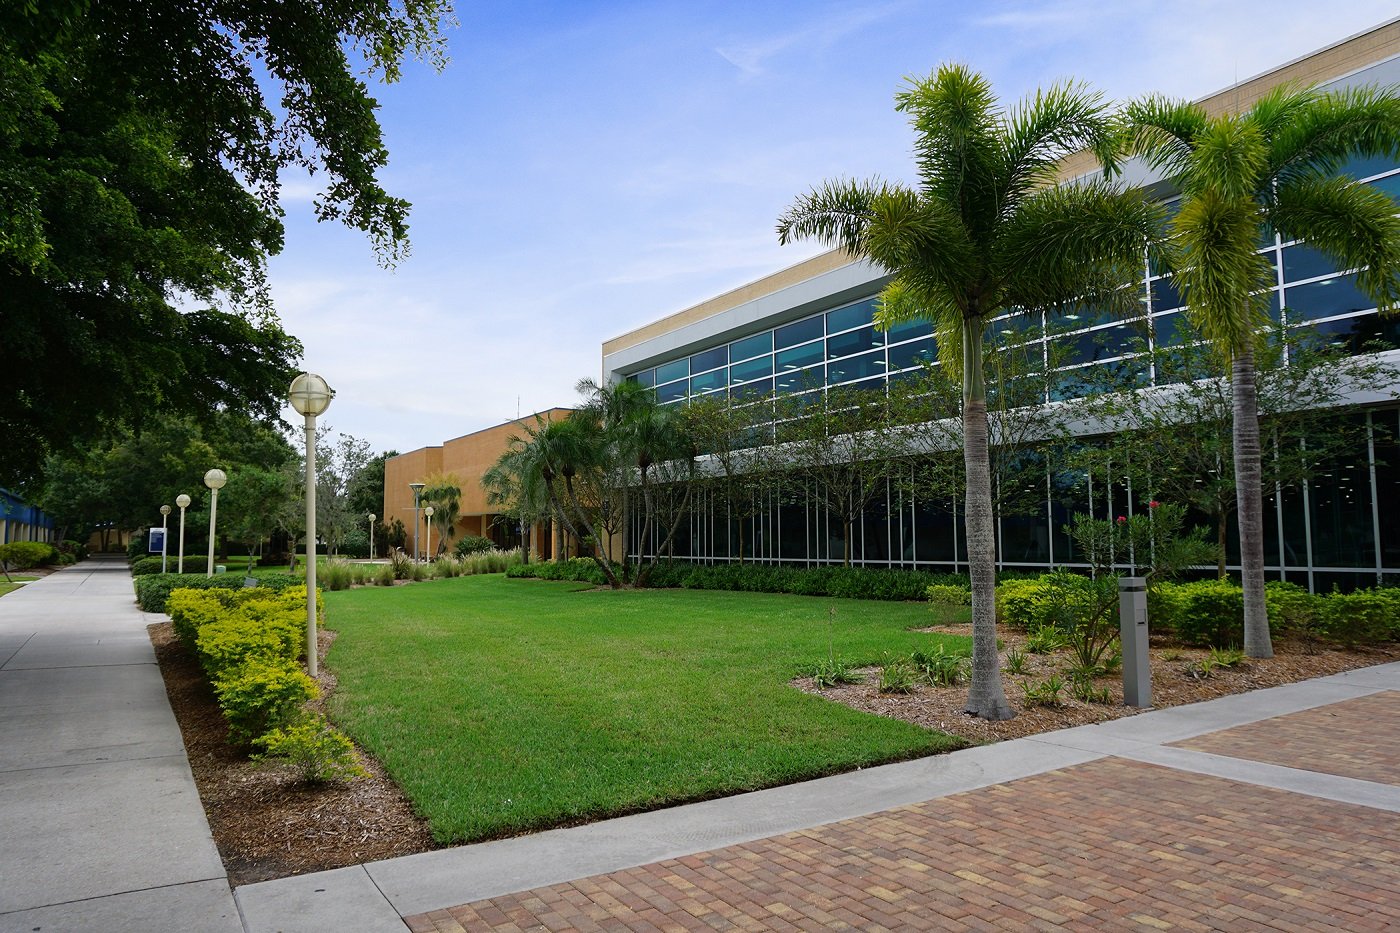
<box><xmin>368</xmin><ymin>513</ymin><xmax>376</xmax><ymax>560</ymax></box>
<box><xmin>424</xmin><ymin>505</ymin><xmax>435</xmax><ymax>560</ymax></box>
<box><xmin>289</xmin><ymin>372</ymin><xmax>333</xmax><ymax>678</ymax></box>
<box><xmin>204</xmin><ymin>469</ymin><xmax>227</xmax><ymax>576</ymax></box>
<box><xmin>409</xmin><ymin>482</ymin><xmax>425</xmax><ymax>561</ymax></box>
<box><xmin>176</xmin><ymin>494</ymin><xmax>190</xmax><ymax>573</ymax></box>
<box><xmin>159</xmin><ymin>505</ymin><xmax>171</xmax><ymax>574</ymax></box>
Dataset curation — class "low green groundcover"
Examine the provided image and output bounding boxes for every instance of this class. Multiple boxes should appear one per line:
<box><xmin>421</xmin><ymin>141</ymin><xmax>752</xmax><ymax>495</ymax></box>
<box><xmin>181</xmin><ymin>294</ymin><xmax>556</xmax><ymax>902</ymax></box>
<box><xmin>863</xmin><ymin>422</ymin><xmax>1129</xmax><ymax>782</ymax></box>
<box><xmin>324</xmin><ymin>574</ymin><xmax>967</xmax><ymax>844</ymax></box>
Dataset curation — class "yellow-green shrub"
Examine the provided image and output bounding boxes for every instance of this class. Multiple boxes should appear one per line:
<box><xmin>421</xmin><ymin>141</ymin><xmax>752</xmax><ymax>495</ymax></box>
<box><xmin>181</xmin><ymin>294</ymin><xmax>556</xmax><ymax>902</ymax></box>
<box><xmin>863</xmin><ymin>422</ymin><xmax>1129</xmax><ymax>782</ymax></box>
<box><xmin>254</xmin><ymin>713</ymin><xmax>366</xmax><ymax>783</ymax></box>
<box><xmin>213</xmin><ymin>658</ymin><xmax>318</xmax><ymax>745</ymax></box>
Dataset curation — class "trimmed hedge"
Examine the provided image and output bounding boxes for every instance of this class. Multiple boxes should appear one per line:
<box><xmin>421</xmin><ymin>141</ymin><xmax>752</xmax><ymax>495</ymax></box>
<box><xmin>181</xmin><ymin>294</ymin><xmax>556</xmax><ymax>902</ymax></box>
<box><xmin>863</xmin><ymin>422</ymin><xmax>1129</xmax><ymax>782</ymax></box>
<box><xmin>0</xmin><ymin>541</ymin><xmax>59</xmax><ymax>569</ymax></box>
<box><xmin>134</xmin><ymin>572</ymin><xmax>300</xmax><ymax>613</ymax></box>
<box><xmin>508</xmin><ymin>559</ymin><xmax>975</xmax><ymax>602</ymax></box>
<box><xmin>130</xmin><ymin>556</ymin><xmax>168</xmax><ymax>576</ymax></box>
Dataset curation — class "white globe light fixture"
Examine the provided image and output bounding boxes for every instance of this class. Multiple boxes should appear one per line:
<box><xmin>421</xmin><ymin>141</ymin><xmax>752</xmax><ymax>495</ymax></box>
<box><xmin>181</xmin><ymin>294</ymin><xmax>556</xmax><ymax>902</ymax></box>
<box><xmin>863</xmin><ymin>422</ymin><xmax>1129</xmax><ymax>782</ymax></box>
<box><xmin>203</xmin><ymin>468</ymin><xmax>227</xmax><ymax>577</ymax></box>
<box><xmin>424</xmin><ymin>505</ymin><xmax>435</xmax><ymax>560</ymax></box>
<box><xmin>289</xmin><ymin>372</ymin><xmax>333</xmax><ymax>678</ymax></box>
<box><xmin>175</xmin><ymin>494</ymin><xmax>191</xmax><ymax>573</ymax></box>
<box><xmin>159</xmin><ymin>504</ymin><xmax>172</xmax><ymax>573</ymax></box>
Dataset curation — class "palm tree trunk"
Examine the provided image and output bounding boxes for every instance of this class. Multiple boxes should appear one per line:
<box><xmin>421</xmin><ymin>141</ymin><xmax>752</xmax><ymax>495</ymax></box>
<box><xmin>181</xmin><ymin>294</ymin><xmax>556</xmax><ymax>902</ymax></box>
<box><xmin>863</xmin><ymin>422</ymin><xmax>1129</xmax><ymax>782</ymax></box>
<box><xmin>1216</xmin><ymin>514</ymin><xmax>1228</xmax><ymax>579</ymax></box>
<box><xmin>961</xmin><ymin>319</ymin><xmax>1014</xmax><ymax>720</ymax></box>
<box><xmin>1232</xmin><ymin>348</ymin><xmax>1273</xmax><ymax>658</ymax></box>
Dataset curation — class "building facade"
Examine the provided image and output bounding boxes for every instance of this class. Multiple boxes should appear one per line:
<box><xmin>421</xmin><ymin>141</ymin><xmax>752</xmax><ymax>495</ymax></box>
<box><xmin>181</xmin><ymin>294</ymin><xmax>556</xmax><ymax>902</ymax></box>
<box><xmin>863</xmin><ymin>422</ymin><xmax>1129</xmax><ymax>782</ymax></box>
<box><xmin>1</xmin><ymin>488</ymin><xmax>55</xmax><ymax>546</ymax></box>
<box><xmin>601</xmin><ymin>21</ymin><xmax>1400</xmax><ymax>592</ymax></box>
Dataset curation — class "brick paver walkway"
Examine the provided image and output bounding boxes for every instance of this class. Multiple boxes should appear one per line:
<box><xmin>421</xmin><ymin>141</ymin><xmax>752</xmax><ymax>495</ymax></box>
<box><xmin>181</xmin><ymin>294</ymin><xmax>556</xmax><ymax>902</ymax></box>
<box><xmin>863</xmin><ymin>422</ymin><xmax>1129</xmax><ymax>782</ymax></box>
<box><xmin>1174</xmin><ymin>690</ymin><xmax>1400</xmax><ymax>786</ymax></box>
<box><xmin>405</xmin><ymin>757</ymin><xmax>1400</xmax><ymax>932</ymax></box>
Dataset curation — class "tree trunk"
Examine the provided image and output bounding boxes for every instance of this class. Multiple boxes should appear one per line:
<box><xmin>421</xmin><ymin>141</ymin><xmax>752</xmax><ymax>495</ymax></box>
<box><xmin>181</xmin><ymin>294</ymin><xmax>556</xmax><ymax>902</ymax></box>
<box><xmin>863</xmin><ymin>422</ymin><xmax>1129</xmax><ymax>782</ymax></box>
<box><xmin>1232</xmin><ymin>348</ymin><xmax>1273</xmax><ymax>658</ymax></box>
<box><xmin>1216</xmin><ymin>514</ymin><xmax>1228</xmax><ymax>579</ymax></box>
<box><xmin>961</xmin><ymin>319</ymin><xmax>1014</xmax><ymax>720</ymax></box>
<box><xmin>635</xmin><ymin>465</ymin><xmax>655</xmax><ymax>584</ymax></box>
<box><xmin>563</xmin><ymin>473</ymin><xmax>620</xmax><ymax>588</ymax></box>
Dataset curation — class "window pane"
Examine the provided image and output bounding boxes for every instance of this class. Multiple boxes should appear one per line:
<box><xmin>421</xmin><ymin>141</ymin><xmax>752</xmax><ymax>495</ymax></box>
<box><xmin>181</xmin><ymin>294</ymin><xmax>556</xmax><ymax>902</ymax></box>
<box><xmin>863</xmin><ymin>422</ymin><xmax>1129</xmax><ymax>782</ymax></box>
<box><xmin>634</xmin><ymin>369</ymin><xmax>656</xmax><ymax>388</ymax></box>
<box><xmin>886</xmin><ymin>318</ymin><xmax>933</xmax><ymax>341</ymax></box>
<box><xmin>1368</xmin><ymin>172</ymin><xmax>1400</xmax><ymax>200</ymax></box>
<box><xmin>774</xmin><ymin>316</ymin><xmax>823</xmax><ymax>349</ymax></box>
<box><xmin>827</xmin><ymin>349</ymin><xmax>886</xmax><ymax>384</ymax></box>
<box><xmin>729</xmin><ymin>332</ymin><xmax>772</xmax><ymax>362</ymax></box>
<box><xmin>655</xmin><ymin>379</ymin><xmax>688</xmax><ymax>403</ymax></box>
<box><xmin>775</xmin><ymin>362</ymin><xmax>823</xmax><ymax>394</ymax></box>
<box><xmin>656</xmin><ymin>359</ymin><xmax>689</xmax><ymax>384</ymax></box>
<box><xmin>1284</xmin><ymin>273</ymin><xmax>1374</xmax><ymax>321</ymax></box>
<box><xmin>1151</xmin><ymin>276</ymin><xmax>1181</xmax><ymax>312</ymax></box>
<box><xmin>730</xmin><ymin>355</ymin><xmax>772</xmax><ymax>383</ymax></box>
<box><xmin>731</xmin><ymin>377</ymin><xmax>773</xmax><ymax>400</ymax></box>
<box><xmin>889</xmin><ymin>337</ymin><xmax>936</xmax><ymax>370</ymax></box>
<box><xmin>826</xmin><ymin>298</ymin><xmax>877</xmax><ymax>333</ymax></box>
<box><xmin>689</xmin><ymin>346</ymin><xmax>727</xmax><ymax>374</ymax></box>
<box><xmin>1298</xmin><ymin>312</ymin><xmax>1400</xmax><ymax>354</ymax></box>
<box><xmin>776</xmin><ymin>339</ymin><xmax>823</xmax><ymax>371</ymax></box>
<box><xmin>1308</xmin><ymin>437</ymin><xmax>1375</xmax><ymax>568</ymax></box>
<box><xmin>1282</xmin><ymin>244</ymin><xmax>1341</xmax><ymax>283</ymax></box>
<box><xmin>1153</xmin><ymin>312</ymin><xmax>1182</xmax><ymax>348</ymax></box>
<box><xmin>1340</xmin><ymin>152</ymin><xmax>1399</xmax><ymax>182</ymax></box>
<box><xmin>690</xmin><ymin>368</ymin><xmax>726</xmax><ymax>394</ymax></box>
<box><xmin>826</xmin><ymin>325</ymin><xmax>882</xmax><ymax>359</ymax></box>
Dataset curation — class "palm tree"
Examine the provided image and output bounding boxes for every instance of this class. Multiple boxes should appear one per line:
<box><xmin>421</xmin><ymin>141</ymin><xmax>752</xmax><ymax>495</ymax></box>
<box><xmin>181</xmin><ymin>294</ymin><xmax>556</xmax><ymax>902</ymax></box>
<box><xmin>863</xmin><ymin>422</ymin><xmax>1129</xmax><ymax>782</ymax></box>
<box><xmin>778</xmin><ymin>65</ymin><xmax>1160</xmax><ymax>719</ymax></box>
<box><xmin>420</xmin><ymin>472</ymin><xmax>461</xmax><ymax>557</ymax></box>
<box><xmin>1118</xmin><ymin>84</ymin><xmax>1400</xmax><ymax>658</ymax></box>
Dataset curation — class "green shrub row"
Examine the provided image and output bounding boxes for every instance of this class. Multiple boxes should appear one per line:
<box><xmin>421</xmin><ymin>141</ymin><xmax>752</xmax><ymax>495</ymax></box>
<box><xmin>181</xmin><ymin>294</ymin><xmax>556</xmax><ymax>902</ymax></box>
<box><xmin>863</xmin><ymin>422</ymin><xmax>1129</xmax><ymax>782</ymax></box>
<box><xmin>130</xmin><ymin>556</ymin><xmax>169</xmax><ymax>576</ymax></box>
<box><xmin>985</xmin><ymin>572</ymin><xmax>1400</xmax><ymax>649</ymax></box>
<box><xmin>165</xmin><ymin>586</ymin><xmax>363</xmax><ymax>780</ymax></box>
<box><xmin>454</xmin><ymin>535</ymin><xmax>496</xmax><ymax>556</ymax></box>
<box><xmin>134</xmin><ymin>572</ymin><xmax>300</xmax><ymax>613</ymax></box>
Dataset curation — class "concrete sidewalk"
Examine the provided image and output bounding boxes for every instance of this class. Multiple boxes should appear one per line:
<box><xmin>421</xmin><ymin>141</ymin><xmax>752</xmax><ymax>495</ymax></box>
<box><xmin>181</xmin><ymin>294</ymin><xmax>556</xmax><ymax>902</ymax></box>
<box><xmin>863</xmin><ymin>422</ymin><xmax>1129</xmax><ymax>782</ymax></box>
<box><xmin>238</xmin><ymin>662</ymin><xmax>1400</xmax><ymax>932</ymax></box>
<box><xmin>0</xmin><ymin>557</ymin><xmax>240</xmax><ymax>933</ymax></box>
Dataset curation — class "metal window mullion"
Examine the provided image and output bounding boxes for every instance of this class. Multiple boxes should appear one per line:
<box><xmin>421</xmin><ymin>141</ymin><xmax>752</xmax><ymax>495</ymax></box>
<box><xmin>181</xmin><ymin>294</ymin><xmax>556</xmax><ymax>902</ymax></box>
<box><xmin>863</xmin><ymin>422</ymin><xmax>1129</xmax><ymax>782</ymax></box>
<box><xmin>1368</xmin><ymin>412</ymin><xmax>1383</xmax><ymax>585</ymax></box>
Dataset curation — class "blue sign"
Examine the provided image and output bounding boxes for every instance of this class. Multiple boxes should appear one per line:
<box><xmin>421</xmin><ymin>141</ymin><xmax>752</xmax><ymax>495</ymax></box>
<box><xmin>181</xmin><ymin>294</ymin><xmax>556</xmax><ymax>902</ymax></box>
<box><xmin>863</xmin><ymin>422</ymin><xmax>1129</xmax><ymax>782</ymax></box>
<box><xmin>148</xmin><ymin>528</ymin><xmax>167</xmax><ymax>554</ymax></box>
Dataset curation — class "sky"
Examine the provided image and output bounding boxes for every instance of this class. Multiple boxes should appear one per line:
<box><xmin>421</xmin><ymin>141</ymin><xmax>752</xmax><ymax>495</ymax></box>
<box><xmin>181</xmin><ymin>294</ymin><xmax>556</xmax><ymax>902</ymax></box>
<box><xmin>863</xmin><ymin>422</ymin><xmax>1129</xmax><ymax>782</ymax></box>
<box><xmin>267</xmin><ymin>0</ymin><xmax>1400</xmax><ymax>456</ymax></box>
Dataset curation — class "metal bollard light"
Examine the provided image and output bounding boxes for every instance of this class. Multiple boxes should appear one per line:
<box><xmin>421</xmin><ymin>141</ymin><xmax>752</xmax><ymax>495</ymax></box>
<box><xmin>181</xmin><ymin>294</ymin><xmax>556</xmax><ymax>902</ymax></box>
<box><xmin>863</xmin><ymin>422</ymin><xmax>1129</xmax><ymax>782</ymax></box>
<box><xmin>1119</xmin><ymin>576</ymin><xmax>1152</xmax><ymax>708</ymax></box>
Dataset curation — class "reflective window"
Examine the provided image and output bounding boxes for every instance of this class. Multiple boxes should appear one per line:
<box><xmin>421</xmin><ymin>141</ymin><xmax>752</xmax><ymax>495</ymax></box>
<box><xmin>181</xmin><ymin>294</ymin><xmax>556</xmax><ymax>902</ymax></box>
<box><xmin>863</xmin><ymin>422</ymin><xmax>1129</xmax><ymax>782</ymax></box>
<box><xmin>656</xmin><ymin>359</ymin><xmax>689</xmax><ymax>384</ymax></box>
<box><xmin>1283</xmin><ymin>273</ymin><xmax>1374</xmax><ymax>321</ymax></box>
<box><xmin>1340</xmin><ymin>152</ymin><xmax>1398</xmax><ymax>181</ymax></box>
<box><xmin>634</xmin><ymin>369</ymin><xmax>656</xmax><ymax>388</ymax></box>
<box><xmin>889</xmin><ymin>337</ymin><xmax>936</xmax><ymax>370</ymax></box>
<box><xmin>776</xmin><ymin>340</ymin><xmax>823</xmax><ymax>371</ymax></box>
<box><xmin>1151</xmin><ymin>276</ymin><xmax>1181</xmax><ymax>312</ymax></box>
<box><xmin>775</xmin><ymin>364</ymin><xmax>823</xmax><ymax>394</ymax></box>
<box><xmin>731</xmin><ymin>377</ymin><xmax>773</xmax><ymax>400</ymax></box>
<box><xmin>774</xmin><ymin>316</ymin><xmax>823</xmax><ymax>350</ymax></box>
<box><xmin>1300</xmin><ymin>312</ymin><xmax>1400</xmax><ymax>354</ymax></box>
<box><xmin>886</xmin><ymin>318</ymin><xmax>933</xmax><ymax>341</ymax></box>
<box><xmin>690</xmin><ymin>369</ymin><xmax>727</xmax><ymax>394</ymax></box>
<box><xmin>1282</xmin><ymin>244</ymin><xmax>1341</xmax><ymax>283</ymax></box>
<box><xmin>827</xmin><ymin>349</ymin><xmax>886</xmax><ymax>384</ymax></box>
<box><xmin>1153</xmin><ymin>312</ymin><xmax>1182</xmax><ymax>348</ymax></box>
<box><xmin>827</xmin><ymin>298</ymin><xmax>877</xmax><ymax>333</ymax></box>
<box><xmin>1368</xmin><ymin>172</ymin><xmax>1400</xmax><ymax>199</ymax></box>
<box><xmin>729</xmin><ymin>332</ymin><xmax>772</xmax><ymax>362</ymax></box>
<box><xmin>729</xmin><ymin>355</ymin><xmax>773</xmax><ymax>384</ymax></box>
<box><xmin>827</xmin><ymin>325</ymin><xmax>883</xmax><ymax>359</ymax></box>
<box><xmin>690</xmin><ymin>346</ymin><xmax>727</xmax><ymax>374</ymax></box>
<box><xmin>655</xmin><ymin>379</ymin><xmax>688</xmax><ymax>403</ymax></box>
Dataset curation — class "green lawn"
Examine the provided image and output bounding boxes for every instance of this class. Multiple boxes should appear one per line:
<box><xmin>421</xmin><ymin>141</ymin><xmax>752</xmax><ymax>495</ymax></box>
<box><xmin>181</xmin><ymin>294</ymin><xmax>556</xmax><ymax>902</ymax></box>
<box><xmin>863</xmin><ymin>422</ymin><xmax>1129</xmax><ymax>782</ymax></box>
<box><xmin>323</xmin><ymin>574</ymin><xmax>970</xmax><ymax>844</ymax></box>
<box><xmin>0</xmin><ymin>575</ymin><xmax>38</xmax><ymax>598</ymax></box>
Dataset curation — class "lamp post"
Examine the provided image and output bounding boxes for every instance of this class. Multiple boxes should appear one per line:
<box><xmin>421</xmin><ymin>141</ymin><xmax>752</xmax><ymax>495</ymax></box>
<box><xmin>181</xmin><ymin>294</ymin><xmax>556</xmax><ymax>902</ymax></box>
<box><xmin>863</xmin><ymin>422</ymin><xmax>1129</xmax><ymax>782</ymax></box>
<box><xmin>409</xmin><ymin>482</ymin><xmax>425</xmax><ymax>560</ymax></box>
<box><xmin>159</xmin><ymin>505</ymin><xmax>171</xmax><ymax>573</ymax></box>
<box><xmin>424</xmin><ymin>506</ymin><xmax>435</xmax><ymax>560</ymax></box>
<box><xmin>289</xmin><ymin>372</ymin><xmax>333</xmax><ymax>678</ymax></box>
<box><xmin>176</xmin><ymin>494</ymin><xmax>190</xmax><ymax>573</ymax></box>
<box><xmin>204</xmin><ymin>469</ymin><xmax>227</xmax><ymax>576</ymax></box>
<box><xmin>368</xmin><ymin>513</ymin><xmax>376</xmax><ymax>560</ymax></box>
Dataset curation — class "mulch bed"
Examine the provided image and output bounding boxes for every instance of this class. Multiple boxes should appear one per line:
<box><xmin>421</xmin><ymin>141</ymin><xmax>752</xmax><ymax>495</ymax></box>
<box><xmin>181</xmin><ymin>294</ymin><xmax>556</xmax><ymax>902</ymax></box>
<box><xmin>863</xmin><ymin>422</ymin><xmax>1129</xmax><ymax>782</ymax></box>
<box><xmin>147</xmin><ymin>622</ymin><xmax>439</xmax><ymax>886</ymax></box>
<box><xmin>150</xmin><ymin>615</ymin><xmax>1400</xmax><ymax>888</ymax></box>
<box><xmin>794</xmin><ymin>624</ymin><xmax>1400</xmax><ymax>745</ymax></box>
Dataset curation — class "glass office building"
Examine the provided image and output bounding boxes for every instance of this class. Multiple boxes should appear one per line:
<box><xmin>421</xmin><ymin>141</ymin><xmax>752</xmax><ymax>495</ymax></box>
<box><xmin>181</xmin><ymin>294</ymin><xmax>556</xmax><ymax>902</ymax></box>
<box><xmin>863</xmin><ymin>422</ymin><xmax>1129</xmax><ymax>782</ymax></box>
<box><xmin>602</xmin><ymin>26</ymin><xmax>1400</xmax><ymax>591</ymax></box>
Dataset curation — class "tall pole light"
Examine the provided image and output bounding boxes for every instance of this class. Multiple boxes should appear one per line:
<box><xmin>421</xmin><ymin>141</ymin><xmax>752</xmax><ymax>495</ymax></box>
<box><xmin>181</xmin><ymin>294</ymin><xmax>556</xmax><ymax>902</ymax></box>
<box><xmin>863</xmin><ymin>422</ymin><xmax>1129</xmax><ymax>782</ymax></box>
<box><xmin>159</xmin><ymin>505</ymin><xmax>171</xmax><ymax>573</ymax></box>
<box><xmin>409</xmin><ymin>482</ymin><xmax>425</xmax><ymax>561</ymax></box>
<box><xmin>424</xmin><ymin>506</ymin><xmax>435</xmax><ymax>560</ymax></box>
<box><xmin>289</xmin><ymin>372</ymin><xmax>333</xmax><ymax>679</ymax></box>
<box><xmin>368</xmin><ymin>513</ymin><xmax>376</xmax><ymax>560</ymax></box>
<box><xmin>176</xmin><ymin>494</ymin><xmax>190</xmax><ymax>573</ymax></box>
<box><xmin>204</xmin><ymin>469</ymin><xmax>227</xmax><ymax>576</ymax></box>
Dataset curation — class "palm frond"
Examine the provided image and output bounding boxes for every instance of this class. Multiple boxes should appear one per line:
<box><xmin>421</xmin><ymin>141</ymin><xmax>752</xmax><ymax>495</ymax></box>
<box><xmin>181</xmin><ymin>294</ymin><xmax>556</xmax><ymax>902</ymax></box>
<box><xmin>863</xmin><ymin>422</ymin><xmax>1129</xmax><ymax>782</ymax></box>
<box><xmin>1272</xmin><ymin>174</ymin><xmax>1400</xmax><ymax>313</ymax></box>
<box><xmin>896</xmin><ymin>64</ymin><xmax>1001</xmax><ymax>232</ymax></box>
<box><xmin>1184</xmin><ymin>119</ymin><xmax>1269</xmax><ymax>199</ymax></box>
<box><xmin>1270</xmin><ymin>84</ymin><xmax>1400</xmax><ymax>184</ymax></box>
<box><xmin>874</xmin><ymin>277</ymin><xmax>966</xmax><ymax>376</ymax></box>
<box><xmin>863</xmin><ymin>188</ymin><xmax>976</xmax><ymax>286</ymax></box>
<box><xmin>1117</xmin><ymin>95</ymin><xmax>1208</xmax><ymax>178</ymax></box>
<box><xmin>1173</xmin><ymin>189</ymin><xmax>1273</xmax><ymax>353</ymax></box>
<box><xmin>995</xmin><ymin>178</ymin><xmax>1160</xmax><ymax>317</ymax></box>
<box><xmin>776</xmin><ymin>177</ymin><xmax>884</xmax><ymax>251</ymax></box>
<box><xmin>999</xmin><ymin>79</ymin><xmax>1111</xmax><ymax>206</ymax></box>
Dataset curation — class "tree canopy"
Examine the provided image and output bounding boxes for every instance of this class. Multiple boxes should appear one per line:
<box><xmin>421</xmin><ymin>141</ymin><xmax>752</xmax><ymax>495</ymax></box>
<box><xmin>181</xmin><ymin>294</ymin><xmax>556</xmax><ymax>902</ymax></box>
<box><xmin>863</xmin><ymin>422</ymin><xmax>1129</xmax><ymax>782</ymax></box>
<box><xmin>0</xmin><ymin>1</ymin><xmax>453</xmax><ymax>484</ymax></box>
